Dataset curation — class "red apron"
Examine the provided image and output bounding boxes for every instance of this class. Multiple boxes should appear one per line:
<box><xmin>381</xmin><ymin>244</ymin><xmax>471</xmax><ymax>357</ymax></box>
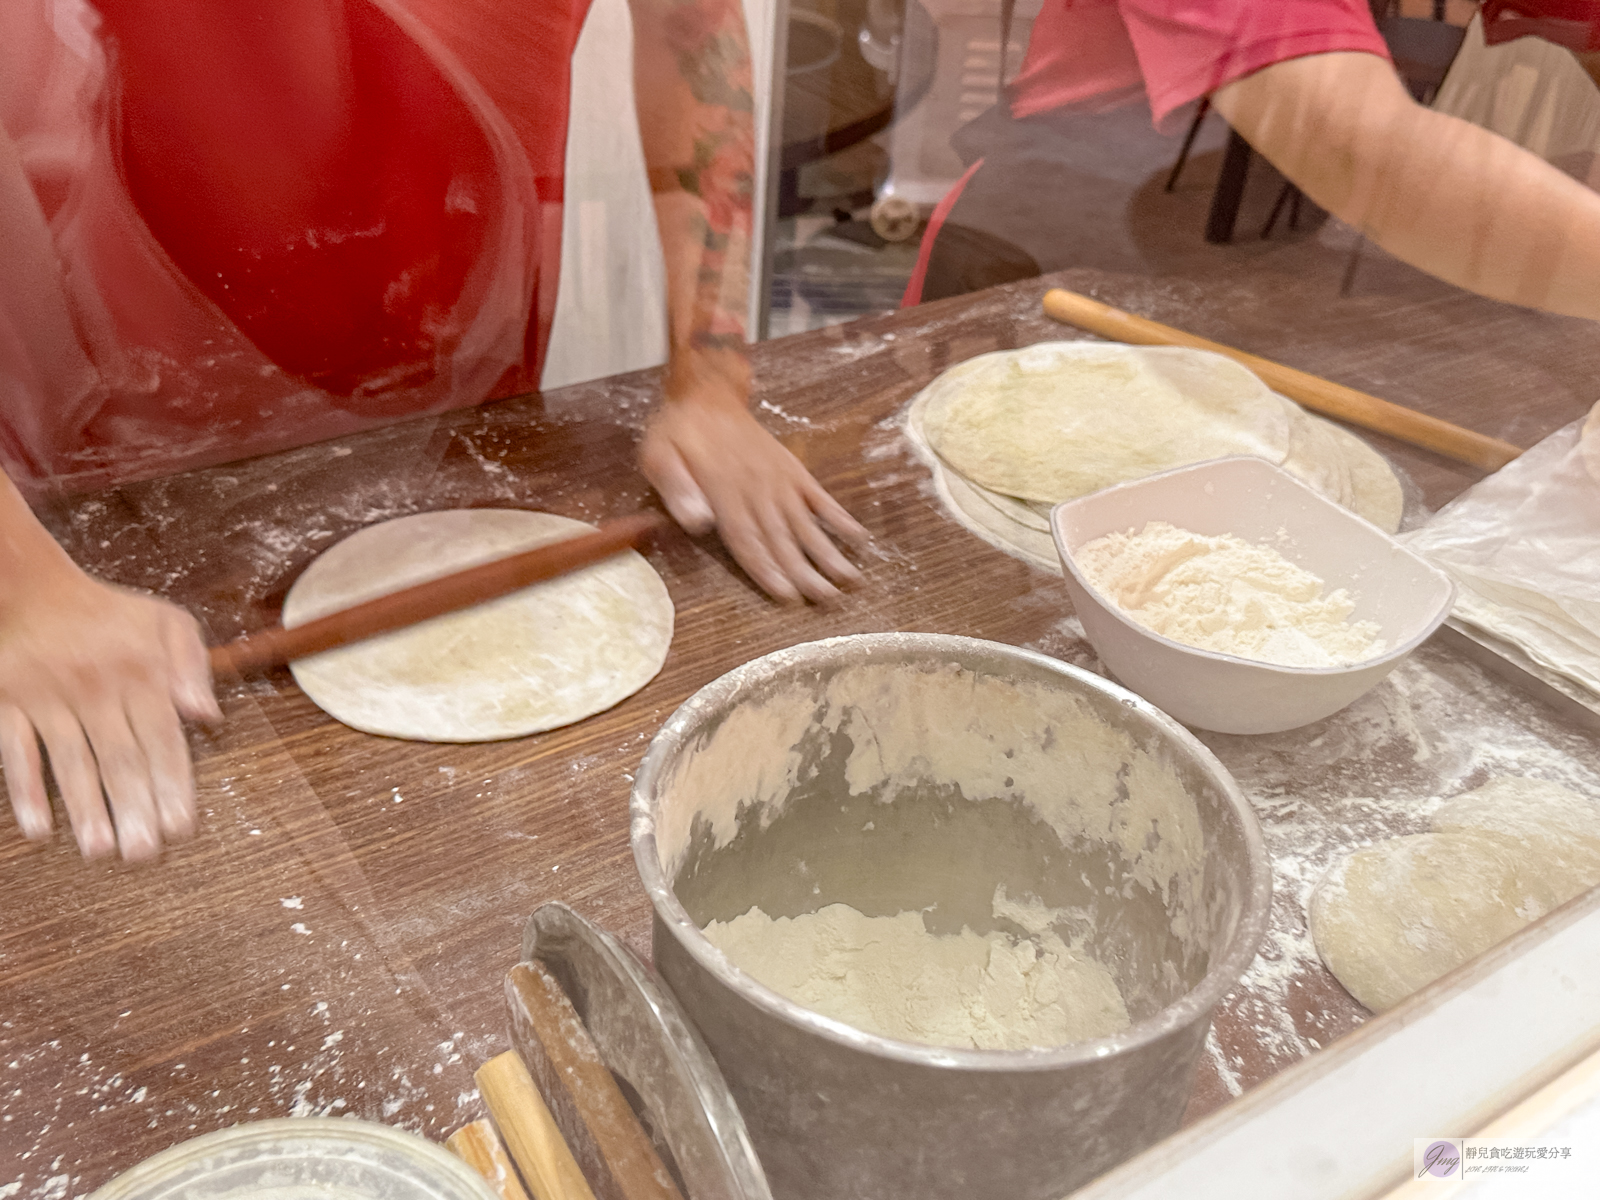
<box><xmin>0</xmin><ymin>0</ymin><xmax>593</xmax><ymax>490</ymax></box>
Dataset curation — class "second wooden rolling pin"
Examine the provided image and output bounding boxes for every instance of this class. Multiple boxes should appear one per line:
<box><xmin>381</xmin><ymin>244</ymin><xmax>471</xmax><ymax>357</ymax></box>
<box><xmin>208</xmin><ymin>510</ymin><xmax>667</xmax><ymax>676</ymax></box>
<box><xmin>1041</xmin><ymin>288</ymin><xmax>1523</xmax><ymax>473</ymax></box>
<box><xmin>506</xmin><ymin>960</ymin><xmax>683</xmax><ymax>1200</ymax></box>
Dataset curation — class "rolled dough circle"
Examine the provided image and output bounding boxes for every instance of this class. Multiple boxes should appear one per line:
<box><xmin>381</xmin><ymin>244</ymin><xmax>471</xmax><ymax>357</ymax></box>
<box><xmin>918</xmin><ymin>343</ymin><xmax>1293</xmax><ymax>504</ymax></box>
<box><xmin>932</xmin><ymin>463</ymin><xmax>1061</xmax><ymax>572</ymax></box>
<box><xmin>1281</xmin><ymin>403</ymin><xmax>1405</xmax><ymax>533</ymax></box>
<box><xmin>903</xmin><ymin>343</ymin><xmax>1405</xmax><ymax>573</ymax></box>
<box><xmin>1430</xmin><ymin>776</ymin><xmax>1600</xmax><ymax>913</ymax></box>
<box><xmin>1310</xmin><ymin>777</ymin><xmax>1600</xmax><ymax>1013</ymax></box>
<box><xmin>282</xmin><ymin>509</ymin><xmax>674</xmax><ymax>741</ymax></box>
<box><xmin>1308</xmin><ymin>831</ymin><xmax>1530</xmax><ymax>1013</ymax></box>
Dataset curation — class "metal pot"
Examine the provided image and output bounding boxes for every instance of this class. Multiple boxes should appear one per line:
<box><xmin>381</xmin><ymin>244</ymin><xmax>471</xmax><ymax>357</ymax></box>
<box><xmin>631</xmin><ymin>634</ymin><xmax>1271</xmax><ymax>1200</ymax></box>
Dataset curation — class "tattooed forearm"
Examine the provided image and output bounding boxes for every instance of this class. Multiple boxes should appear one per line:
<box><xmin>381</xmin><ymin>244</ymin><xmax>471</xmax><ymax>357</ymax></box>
<box><xmin>688</xmin><ymin>330</ymin><xmax>747</xmax><ymax>352</ymax></box>
<box><xmin>633</xmin><ymin>0</ymin><xmax>755</xmax><ymax>358</ymax></box>
<box><xmin>668</xmin><ymin>11</ymin><xmax>754</xmax><ymax>114</ymax></box>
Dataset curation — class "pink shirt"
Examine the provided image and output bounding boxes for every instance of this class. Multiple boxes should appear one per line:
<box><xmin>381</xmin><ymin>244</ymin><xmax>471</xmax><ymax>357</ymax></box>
<box><xmin>1010</xmin><ymin>0</ymin><xmax>1391</xmax><ymax>129</ymax></box>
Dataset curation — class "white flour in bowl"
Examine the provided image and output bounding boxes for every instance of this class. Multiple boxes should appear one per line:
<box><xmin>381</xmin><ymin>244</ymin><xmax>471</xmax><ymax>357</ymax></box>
<box><xmin>1075</xmin><ymin>521</ymin><xmax>1385</xmax><ymax>668</ymax></box>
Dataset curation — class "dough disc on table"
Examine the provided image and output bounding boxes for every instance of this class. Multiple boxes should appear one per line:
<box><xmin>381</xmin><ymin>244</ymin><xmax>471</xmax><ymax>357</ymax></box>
<box><xmin>1310</xmin><ymin>777</ymin><xmax>1600</xmax><ymax>1012</ymax></box>
<box><xmin>904</xmin><ymin>343</ymin><xmax>1405</xmax><ymax>572</ymax></box>
<box><xmin>282</xmin><ymin>509</ymin><xmax>674</xmax><ymax>742</ymax></box>
<box><xmin>1430</xmin><ymin>776</ymin><xmax>1600</xmax><ymax>913</ymax></box>
<box><xmin>933</xmin><ymin>465</ymin><xmax>1061</xmax><ymax>572</ymax></box>
<box><xmin>1326</xmin><ymin>418</ymin><xmax>1406</xmax><ymax>534</ymax></box>
<box><xmin>1276</xmin><ymin>403</ymin><xmax>1405</xmax><ymax>533</ymax></box>
<box><xmin>917</xmin><ymin>342</ymin><xmax>1293</xmax><ymax>503</ymax></box>
<box><xmin>1308</xmin><ymin>831</ymin><xmax>1531</xmax><ymax>1013</ymax></box>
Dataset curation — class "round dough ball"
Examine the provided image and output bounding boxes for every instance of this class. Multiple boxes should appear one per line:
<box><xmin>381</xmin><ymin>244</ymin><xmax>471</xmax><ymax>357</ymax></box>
<box><xmin>919</xmin><ymin>343</ymin><xmax>1293</xmax><ymax>504</ymax></box>
<box><xmin>1309</xmin><ymin>832</ymin><xmax>1534</xmax><ymax>1013</ymax></box>
<box><xmin>1430</xmin><ymin>776</ymin><xmax>1600</xmax><ymax>916</ymax></box>
<box><xmin>282</xmin><ymin>509</ymin><xmax>673</xmax><ymax>742</ymax></box>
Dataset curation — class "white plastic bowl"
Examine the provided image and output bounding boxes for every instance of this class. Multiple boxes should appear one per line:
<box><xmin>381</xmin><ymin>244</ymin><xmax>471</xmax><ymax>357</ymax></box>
<box><xmin>1051</xmin><ymin>457</ymin><xmax>1455</xmax><ymax>735</ymax></box>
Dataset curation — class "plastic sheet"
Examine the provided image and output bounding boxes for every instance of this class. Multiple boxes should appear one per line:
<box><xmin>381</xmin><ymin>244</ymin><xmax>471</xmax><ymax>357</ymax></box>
<box><xmin>1404</xmin><ymin>406</ymin><xmax>1600</xmax><ymax>696</ymax></box>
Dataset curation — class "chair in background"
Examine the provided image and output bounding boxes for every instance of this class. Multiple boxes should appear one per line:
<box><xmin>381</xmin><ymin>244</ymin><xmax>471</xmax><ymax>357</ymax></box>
<box><xmin>1424</xmin><ymin>2</ymin><xmax>1600</xmax><ymax>191</ymax></box>
<box><xmin>1164</xmin><ymin>3</ymin><xmax>1466</xmax><ymax>254</ymax></box>
<box><xmin>1163</xmin><ymin>96</ymin><xmax>1212</xmax><ymax>192</ymax></box>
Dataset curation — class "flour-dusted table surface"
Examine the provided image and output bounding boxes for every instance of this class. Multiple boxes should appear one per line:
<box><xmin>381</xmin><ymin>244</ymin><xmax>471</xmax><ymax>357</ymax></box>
<box><xmin>5</xmin><ymin>264</ymin><xmax>1600</xmax><ymax>1196</ymax></box>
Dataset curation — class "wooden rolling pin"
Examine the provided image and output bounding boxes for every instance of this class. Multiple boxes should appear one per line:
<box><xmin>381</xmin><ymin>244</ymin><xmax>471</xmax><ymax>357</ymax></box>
<box><xmin>506</xmin><ymin>961</ymin><xmax>684</xmax><ymax>1200</ymax></box>
<box><xmin>447</xmin><ymin>1118</ymin><xmax>533</xmax><ymax>1200</ymax></box>
<box><xmin>477</xmin><ymin>1050</ymin><xmax>600</xmax><ymax>1200</ymax></box>
<box><xmin>208</xmin><ymin>511</ymin><xmax>667</xmax><ymax>675</ymax></box>
<box><xmin>1041</xmin><ymin>288</ymin><xmax>1523</xmax><ymax>473</ymax></box>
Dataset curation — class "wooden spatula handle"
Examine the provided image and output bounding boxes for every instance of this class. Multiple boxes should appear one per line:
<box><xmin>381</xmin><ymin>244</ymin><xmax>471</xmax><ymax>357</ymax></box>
<box><xmin>477</xmin><ymin>1051</ymin><xmax>600</xmax><ymax>1200</ymax></box>
<box><xmin>1041</xmin><ymin>288</ymin><xmax>1523</xmax><ymax>472</ymax></box>
<box><xmin>209</xmin><ymin>510</ymin><xmax>667</xmax><ymax>676</ymax></box>
<box><xmin>447</xmin><ymin>1118</ymin><xmax>533</xmax><ymax>1200</ymax></box>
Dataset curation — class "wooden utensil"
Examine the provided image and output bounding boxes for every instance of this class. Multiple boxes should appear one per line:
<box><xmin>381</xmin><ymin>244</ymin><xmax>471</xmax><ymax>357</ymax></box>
<box><xmin>447</xmin><ymin>1118</ymin><xmax>533</xmax><ymax>1200</ymax></box>
<box><xmin>520</xmin><ymin>902</ymin><xmax>775</xmax><ymax>1200</ymax></box>
<box><xmin>477</xmin><ymin>1051</ymin><xmax>600</xmax><ymax>1200</ymax></box>
<box><xmin>208</xmin><ymin>511</ymin><xmax>667</xmax><ymax>675</ymax></box>
<box><xmin>1041</xmin><ymin>288</ymin><xmax>1523</xmax><ymax>472</ymax></box>
<box><xmin>506</xmin><ymin>961</ymin><xmax>685</xmax><ymax>1200</ymax></box>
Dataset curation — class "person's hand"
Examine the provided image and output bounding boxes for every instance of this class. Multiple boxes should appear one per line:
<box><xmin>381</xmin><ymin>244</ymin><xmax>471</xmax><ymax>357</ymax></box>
<box><xmin>640</xmin><ymin>387</ymin><xmax>870</xmax><ymax>604</ymax></box>
<box><xmin>0</xmin><ymin>563</ymin><xmax>220</xmax><ymax>860</ymax></box>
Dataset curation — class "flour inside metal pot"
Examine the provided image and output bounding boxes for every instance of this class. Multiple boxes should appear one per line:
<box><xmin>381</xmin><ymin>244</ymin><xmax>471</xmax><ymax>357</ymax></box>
<box><xmin>657</xmin><ymin>659</ymin><xmax>1207</xmax><ymax>952</ymax></box>
<box><xmin>704</xmin><ymin>886</ymin><xmax>1131</xmax><ymax>1050</ymax></box>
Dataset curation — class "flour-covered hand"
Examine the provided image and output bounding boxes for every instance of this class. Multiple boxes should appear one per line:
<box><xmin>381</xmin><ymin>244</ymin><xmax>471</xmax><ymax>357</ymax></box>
<box><xmin>640</xmin><ymin>385</ymin><xmax>868</xmax><ymax>603</ymax></box>
<box><xmin>0</xmin><ymin>562</ymin><xmax>219</xmax><ymax>860</ymax></box>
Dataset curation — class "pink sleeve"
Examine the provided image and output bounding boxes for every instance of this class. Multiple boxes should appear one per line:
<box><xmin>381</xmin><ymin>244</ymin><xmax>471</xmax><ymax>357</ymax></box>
<box><xmin>1119</xmin><ymin>0</ymin><xmax>1392</xmax><ymax>128</ymax></box>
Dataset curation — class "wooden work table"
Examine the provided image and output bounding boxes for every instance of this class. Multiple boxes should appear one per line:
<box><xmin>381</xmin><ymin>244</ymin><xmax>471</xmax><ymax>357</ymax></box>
<box><xmin>4</xmin><ymin>265</ymin><xmax>1599</xmax><ymax>1195</ymax></box>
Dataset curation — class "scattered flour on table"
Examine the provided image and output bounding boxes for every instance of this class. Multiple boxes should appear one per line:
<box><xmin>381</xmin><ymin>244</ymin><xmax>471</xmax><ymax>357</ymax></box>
<box><xmin>1307</xmin><ymin>776</ymin><xmax>1600</xmax><ymax>1012</ymax></box>
<box><xmin>703</xmin><ymin>887</ymin><xmax>1130</xmax><ymax>1051</ymax></box>
<box><xmin>1184</xmin><ymin>644</ymin><xmax>1600</xmax><ymax>1098</ymax></box>
<box><xmin>1076</xmin><ymin>521</ymin><xmax>1385</xmax><ymax>668</ymax></box>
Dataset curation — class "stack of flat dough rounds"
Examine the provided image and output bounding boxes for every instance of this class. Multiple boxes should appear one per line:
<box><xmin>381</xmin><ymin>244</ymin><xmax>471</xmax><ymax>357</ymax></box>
<box><xmin>903</xmin><ymin>342</ymin><xmax>1405</xmax><ymax>570</ymax></box>
<box><xmin>1309</xmin><ymin>777</ymin><xmax>1600</xmax><ymax>1012</ymax></box>
<box><xmin>282</xmin><ymin>509</ymin><xmax>674</xmax><ymax>742</ymax></box>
